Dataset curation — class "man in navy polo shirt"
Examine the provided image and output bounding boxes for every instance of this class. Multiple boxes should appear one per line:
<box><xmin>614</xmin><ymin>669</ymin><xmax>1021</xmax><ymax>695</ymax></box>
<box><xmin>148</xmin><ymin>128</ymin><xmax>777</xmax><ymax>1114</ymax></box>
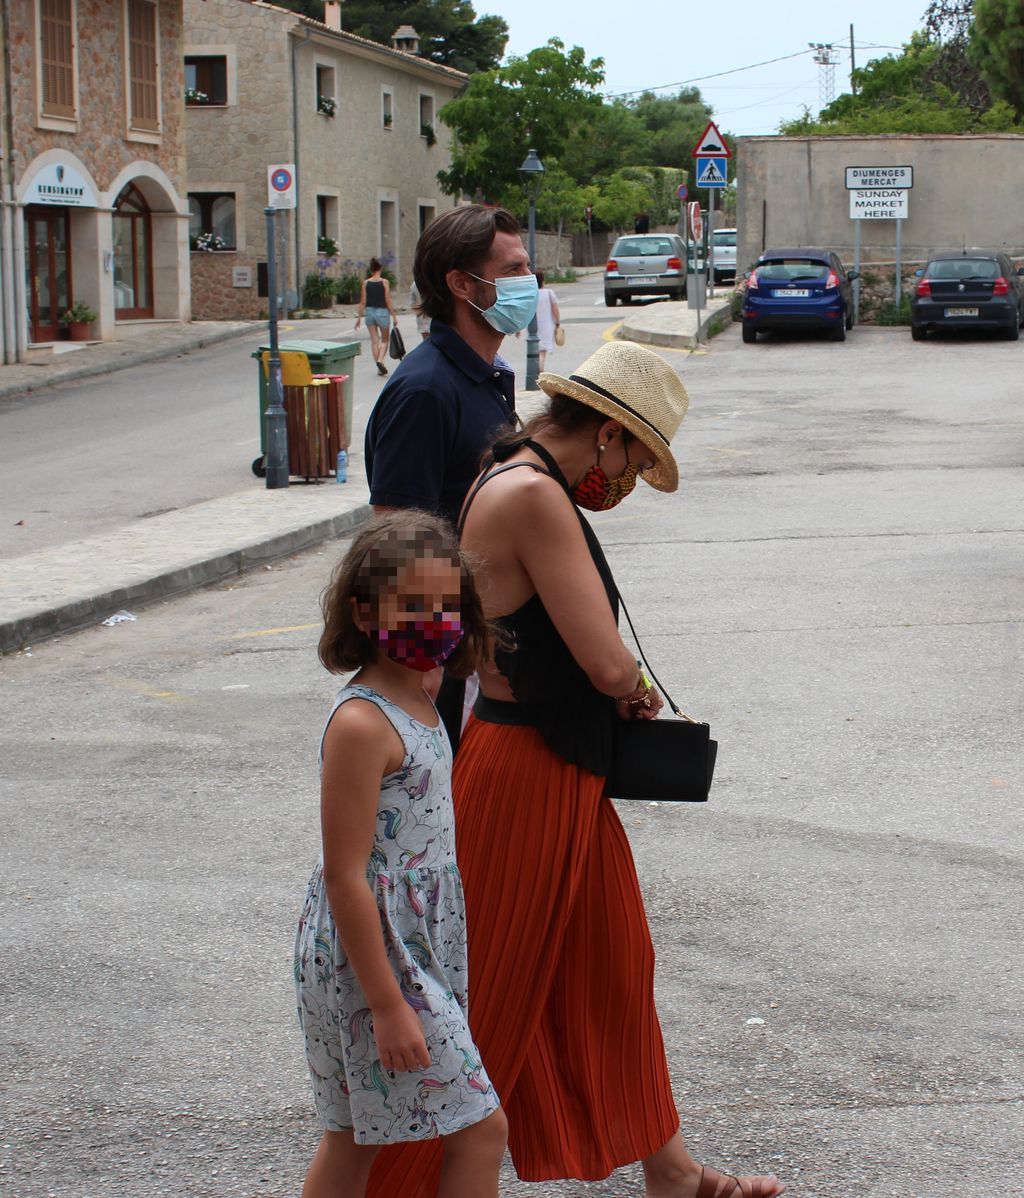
<box><xmin>364</xmin><ymin>205</ymin><xmax>537</xmax><ymax>527</ymax></box>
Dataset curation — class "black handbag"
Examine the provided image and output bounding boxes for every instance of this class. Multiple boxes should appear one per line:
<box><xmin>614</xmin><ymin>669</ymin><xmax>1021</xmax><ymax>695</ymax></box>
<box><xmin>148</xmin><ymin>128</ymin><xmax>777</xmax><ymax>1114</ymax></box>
<box><xmin>603</xmin><ymin>589</ymin><xmax>718</xmax><ymax>804</ymax></box>
<box><xmin>388</xmin><ymin>324</ymin><xmax>406</xmax><ymax>360</ymax></box>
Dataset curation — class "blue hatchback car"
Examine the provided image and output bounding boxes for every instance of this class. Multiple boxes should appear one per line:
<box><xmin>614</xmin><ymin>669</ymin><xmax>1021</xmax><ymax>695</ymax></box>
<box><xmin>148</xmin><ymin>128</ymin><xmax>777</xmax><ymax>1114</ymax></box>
<box><xmin>742</xmin><ymin>248</ymin><xmax>859</xmax><ymax>343</ymax></box>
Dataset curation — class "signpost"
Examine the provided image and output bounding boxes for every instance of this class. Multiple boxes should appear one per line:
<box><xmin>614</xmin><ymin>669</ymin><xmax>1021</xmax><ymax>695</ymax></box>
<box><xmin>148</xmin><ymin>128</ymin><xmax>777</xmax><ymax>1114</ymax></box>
<box><xmin>846</xmin><ymin>164</ymin><xmax>914</xmax><ymax>318</ymax></box>
<box><xmin>264</xmin><ymin>164</ymin><xmax>297</xmax><ymax>489</ymax></box>
<box><xmin>692</xmin><ymin>120</ymin><xmax>730</xmax><ymax>299</ymax></box>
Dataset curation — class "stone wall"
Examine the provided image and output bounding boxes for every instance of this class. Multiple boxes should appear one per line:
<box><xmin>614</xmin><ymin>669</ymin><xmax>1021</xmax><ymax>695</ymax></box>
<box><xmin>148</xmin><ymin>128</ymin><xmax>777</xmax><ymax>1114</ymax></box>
<box><xmin>11</xmin><ymin>0</ymin><xmax>186</xmax><ymax>199</ymax></box>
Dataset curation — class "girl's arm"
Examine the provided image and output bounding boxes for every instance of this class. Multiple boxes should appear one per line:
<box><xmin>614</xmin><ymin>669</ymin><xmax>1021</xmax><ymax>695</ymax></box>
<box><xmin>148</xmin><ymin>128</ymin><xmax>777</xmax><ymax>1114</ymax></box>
<box><xmin>551</xmin><ymin>295</ymin><xmax>561</xmax><ymax>326</ymax></box>
<box><xmin>355</xmin><ymin>281</ymin><xmax>366</xmax><ymax>327</ymax></box>
<box><xmin>320</xmin><ymin>701</ymin><xmax>431</xmax><ymax>1071</ymax></box>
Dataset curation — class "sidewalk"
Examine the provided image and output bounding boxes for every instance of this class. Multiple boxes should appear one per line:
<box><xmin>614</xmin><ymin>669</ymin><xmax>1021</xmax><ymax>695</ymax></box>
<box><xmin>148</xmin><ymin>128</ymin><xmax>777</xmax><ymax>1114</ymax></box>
<box><xmin>0</xmin><ymin>480</ymin><xmax>371</xmax><ymax>653</ymax></box>
<box><xmin>619</xmin><ymin>292</ymin><xmax>734</xmax><ymax>349</ymax></box>
<box><xmin>0</xmin><ymin>320</ymin><xmax>264</xmax><ymax>402</ymax></box>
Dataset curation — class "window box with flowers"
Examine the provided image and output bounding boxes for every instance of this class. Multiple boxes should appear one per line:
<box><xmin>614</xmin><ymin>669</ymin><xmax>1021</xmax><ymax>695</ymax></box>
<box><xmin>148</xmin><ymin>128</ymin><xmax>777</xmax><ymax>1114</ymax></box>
<box><xmin>186</xmin><ymin>88</ymin><xmax>211</xmax><ymax>106</ymax></box>
<box><xmin>420</xmin><ymin>122</ymin><xmax>436</xmax><ymax>146</ymax></box>
<box><xmin>191</xmin><ymin>232</ymin><xmax>230</xmax><ymax>252</ymax></box>
<box><xmin>317</xmin><ymin>95</ymin><xmax>337</xmax><ymax>117</ymax></box>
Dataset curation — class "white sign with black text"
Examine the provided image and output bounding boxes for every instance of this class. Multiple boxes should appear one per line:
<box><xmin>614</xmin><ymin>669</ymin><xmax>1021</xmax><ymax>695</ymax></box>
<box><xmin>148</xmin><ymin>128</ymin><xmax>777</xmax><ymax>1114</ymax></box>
<box><xmin>850</xmin><ymin>189</ymin><xmax>910</xmax><ymax>220</ymax></box>
<box><xmin>845</xmin><ymin>165</ymin><xmax>913</xmax><ymax>189</ymax></box>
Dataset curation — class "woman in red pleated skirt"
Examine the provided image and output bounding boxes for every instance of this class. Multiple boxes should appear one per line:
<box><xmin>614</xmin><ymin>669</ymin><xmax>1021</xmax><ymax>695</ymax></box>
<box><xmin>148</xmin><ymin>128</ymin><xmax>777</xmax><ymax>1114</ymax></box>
<box><xmin>365</xmin><ymin>344</ymin><xmax>784</xmax><ymax>1198</ymax></box>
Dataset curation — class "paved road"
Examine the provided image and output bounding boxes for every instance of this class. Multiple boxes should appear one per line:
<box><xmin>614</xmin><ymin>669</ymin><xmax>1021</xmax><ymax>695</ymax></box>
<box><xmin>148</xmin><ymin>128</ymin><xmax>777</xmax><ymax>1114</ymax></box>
<box><xmin>0</xmin><ymin>273</ymin><xmax>613</xmax><ymax>562</ymax></box>
<box><xmin>2</xmin><ymin>317</ymin><xmax>1023</xmax><ymax>1197</ymax></box>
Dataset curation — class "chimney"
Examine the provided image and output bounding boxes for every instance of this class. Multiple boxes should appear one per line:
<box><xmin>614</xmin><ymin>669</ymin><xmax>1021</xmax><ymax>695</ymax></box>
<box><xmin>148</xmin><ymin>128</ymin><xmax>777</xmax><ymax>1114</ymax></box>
<box><xmin>324</xmin><ymin>1</ymin><xmax>341</xmax><ymax>31</ymax></box>
<box><xmin>391</xmin><ymin>25</ymin><xmax>420</xmax><ymax>54</ymax></box>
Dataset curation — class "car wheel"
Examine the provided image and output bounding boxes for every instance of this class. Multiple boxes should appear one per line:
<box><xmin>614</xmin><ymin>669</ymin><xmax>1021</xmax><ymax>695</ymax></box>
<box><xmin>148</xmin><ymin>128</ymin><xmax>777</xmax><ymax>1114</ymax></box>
<box><xmin>621</xmin><ymin>294</ymin><xmax>632</xmax><ymax>305</ymax></box>
<box><xmin>910</xmin><ymin>323</ymin><xmax>927</xmax><ymax>341</ymax></box>
<box><xmin>741</xmin><ymin>321</ymin><xmax>757</xmax><ymax>344</ymax></box>
<box><xmin>845</xmin><ymin>308</ymin><xmax>854</xmax><ymax>331</ymax></box>
<box><xmin>604</xmin><ymin>293</ymin><xmax>617</xmax><ymax>307</ymax></box>
<box><xmin>673</xmin><ymin>288</ymin><xmax>686</xmax><ymax>301</ymax></box>
<box><xmin>830</xmin><ymin>322</ymin><xmax>846</xmax><ymax>342</ymax></box>
<box><xmin>1004</xmin><ymin>320</ymin><xmax>1020</xmax><ymax>341</ymax></box>
<box><xmin>251</xmin><ymin>456</ymin><xmax>267</xmax><ymax>478</ymax></box>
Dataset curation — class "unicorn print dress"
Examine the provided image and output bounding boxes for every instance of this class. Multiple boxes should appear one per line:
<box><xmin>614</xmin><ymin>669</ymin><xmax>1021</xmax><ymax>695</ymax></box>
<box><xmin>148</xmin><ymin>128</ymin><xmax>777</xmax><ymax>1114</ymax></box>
<box><xmin>294</xmin><ymin>685</ymin><xmax>499</xmax><ymax>1144</ymax></box>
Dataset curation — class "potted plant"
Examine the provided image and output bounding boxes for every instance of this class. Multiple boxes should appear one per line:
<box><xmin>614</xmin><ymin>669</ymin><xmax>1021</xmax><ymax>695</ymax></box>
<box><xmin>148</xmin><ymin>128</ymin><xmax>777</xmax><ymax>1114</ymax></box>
<box><xmin>420</xmin><ymin>122</ymin><xmax>436</xmax><ymax>146</ymax></box>
<box><xmin>60</xmin><ymin>301</ymin><xmax>98</xmax><ymax>341</ymax></box>
<box><xmin>317</xmin><ymin>95</ymin><xmax>337</xmax><ymax>117</ymax></box>
<box><xmin>317</xmin><ymin>235</ymin><xmax>339</xmax><ymax>259</ymax></box>
<box><xmin>190</xmin><ymin>231</ymin><xmax>228</xmax><ymax>252</ymax></box>
<box><xmin>303</xmin><ymin>270</ymin><xmax>336</xmax><ymax>310</ymax></box>
<box><xmin>185</xmin><ymin>88</ymin><xmax>210</xmax><ymax>106</ymax></box>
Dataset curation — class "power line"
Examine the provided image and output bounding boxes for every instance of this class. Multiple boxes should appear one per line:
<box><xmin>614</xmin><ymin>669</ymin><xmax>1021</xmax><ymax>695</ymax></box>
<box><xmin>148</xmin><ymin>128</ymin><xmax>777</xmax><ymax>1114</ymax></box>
<box><xmin>604</xmin><ymin>44</ymin><xmax>842</xmax><ymax>99</ymax></box>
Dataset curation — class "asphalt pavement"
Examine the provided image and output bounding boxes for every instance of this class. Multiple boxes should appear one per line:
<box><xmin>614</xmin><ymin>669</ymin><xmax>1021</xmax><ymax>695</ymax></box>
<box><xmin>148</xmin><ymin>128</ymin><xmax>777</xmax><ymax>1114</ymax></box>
<box><xmin>2</xmin><ymin>311</ymin><xmax>1022</xmax><ymax>1196</ymax></box>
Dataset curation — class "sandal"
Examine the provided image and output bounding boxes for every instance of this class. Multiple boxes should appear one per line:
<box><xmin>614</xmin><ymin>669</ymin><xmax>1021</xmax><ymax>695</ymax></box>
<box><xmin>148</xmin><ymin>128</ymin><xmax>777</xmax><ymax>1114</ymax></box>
<box><xmin>695</xmin><ymin>1165</ymin><xmax>784</xmax><ymax>1198</ymax></box>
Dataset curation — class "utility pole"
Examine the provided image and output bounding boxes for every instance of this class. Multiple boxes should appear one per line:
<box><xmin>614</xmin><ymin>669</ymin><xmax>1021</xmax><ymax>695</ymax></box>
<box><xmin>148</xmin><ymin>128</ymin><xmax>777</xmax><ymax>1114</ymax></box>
<box><xmin>850</xmin><ymin>24</ymin><xmax>857</xmax><ymax>95</ymax></box>
<box><xmin>809</xmin><ymin>42</ymin><xmax>838</xmax><ymax>108</ymax></box>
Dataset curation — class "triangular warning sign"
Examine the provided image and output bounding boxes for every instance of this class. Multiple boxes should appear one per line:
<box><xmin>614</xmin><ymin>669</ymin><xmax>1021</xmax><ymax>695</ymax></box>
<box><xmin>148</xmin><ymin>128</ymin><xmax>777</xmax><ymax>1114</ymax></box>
<box><xmin>697</xmin><ymin>158</ymin><xmax>726</xmax><ymax>185</ymax></box>
<box><xmin>692</xmin><ymin>120</ymin><xmax>731</xmax><ymax>158</ymax></box>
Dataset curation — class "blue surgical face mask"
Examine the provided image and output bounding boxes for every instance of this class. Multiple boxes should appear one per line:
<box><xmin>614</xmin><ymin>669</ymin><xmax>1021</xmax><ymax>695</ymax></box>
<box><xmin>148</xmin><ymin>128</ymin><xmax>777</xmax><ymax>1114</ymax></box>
<box><xmin>466</xmin><ymin>271</ymin><xmax>539</xmax><ymax>335</ymax></box>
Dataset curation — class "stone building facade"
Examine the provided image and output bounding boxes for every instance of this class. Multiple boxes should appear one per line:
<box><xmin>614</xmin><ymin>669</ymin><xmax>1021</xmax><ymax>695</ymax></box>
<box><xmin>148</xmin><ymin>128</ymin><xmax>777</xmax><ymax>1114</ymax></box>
<box><xmin>0</xmin><ymin>0</ymin><xmax>191</xmax><ymax>363</ymax></box>
<box><xmin>183</xmin><ymin>0</ymin><xmax>466</xmax><ymax>320</ymax></box>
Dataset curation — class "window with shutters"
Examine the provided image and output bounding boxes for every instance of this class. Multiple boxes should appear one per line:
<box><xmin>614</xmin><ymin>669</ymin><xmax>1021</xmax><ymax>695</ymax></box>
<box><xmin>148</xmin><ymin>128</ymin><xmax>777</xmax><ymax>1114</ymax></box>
<box><xmin>37</xmin><ymin>0</ymin><xmax>78</xmax><ymax>121</ymax></box>
<box><xmin>127</xmin><ymin>0</ymin><xmax>160</xmax><ymax>133</ymax></box>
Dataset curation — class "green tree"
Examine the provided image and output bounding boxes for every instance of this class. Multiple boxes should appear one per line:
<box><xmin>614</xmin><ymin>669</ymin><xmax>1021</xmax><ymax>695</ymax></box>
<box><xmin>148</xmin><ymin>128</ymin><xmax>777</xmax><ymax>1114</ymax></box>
<box><xmin>271</xmin><ymin>0</ymin><xmax>508</xmax><ymax>74</ymax></box>
<box><xmin>437</xmin><ymin>39</ymin><xmax>606</xmax><ymax>201</ymax></box>
<box><xmin>590</xmin><ymin>170</ymin><xmax>650</xmax><ymax>233</ymax></box>
<box><xmin>924</xmin><ymin>0</ymin><xmax>991</xmax><ymax>110</ymax></box>
<box><xmin>970</xmin><ymin>0</ymin><xmax>1024</xmax><ymax>116</ymax></box>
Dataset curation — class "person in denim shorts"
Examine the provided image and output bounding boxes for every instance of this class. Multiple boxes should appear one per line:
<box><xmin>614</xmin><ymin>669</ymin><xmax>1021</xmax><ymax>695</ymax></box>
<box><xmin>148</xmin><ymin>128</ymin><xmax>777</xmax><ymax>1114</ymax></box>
<box><xmin>356</xmin><ymin>258</ymin><xmax>398</xmax><ymax>376</ymax></box>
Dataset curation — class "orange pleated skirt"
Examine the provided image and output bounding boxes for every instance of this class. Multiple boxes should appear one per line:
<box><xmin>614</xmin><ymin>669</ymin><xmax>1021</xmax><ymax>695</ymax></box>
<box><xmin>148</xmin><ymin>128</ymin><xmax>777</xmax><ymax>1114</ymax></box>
<box><xmin>365</xmin><ymin>717</ymin><xmax>679</xmax><ymax>1195</ymax></box>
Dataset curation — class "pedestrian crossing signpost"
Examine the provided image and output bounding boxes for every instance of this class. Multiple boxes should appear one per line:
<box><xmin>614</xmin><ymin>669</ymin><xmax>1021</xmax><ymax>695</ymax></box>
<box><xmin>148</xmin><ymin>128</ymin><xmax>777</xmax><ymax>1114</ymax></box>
<box><xmin>692</xmin><ymin>121</ymin><xmax>731</xmax><ymax>298</ymax></box>
<box><xmin>695</xmin><ymin>157</ymin><xmax>728</xmax><ymax>188</ymax></box>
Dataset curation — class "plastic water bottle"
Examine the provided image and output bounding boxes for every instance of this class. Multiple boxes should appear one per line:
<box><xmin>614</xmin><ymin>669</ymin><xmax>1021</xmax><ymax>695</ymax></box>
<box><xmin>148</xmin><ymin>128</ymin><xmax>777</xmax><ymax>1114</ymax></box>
<box><xmin>335</xmin><ymin>448</ymin><xmax>348</xmax><ymax>484</ymax></box>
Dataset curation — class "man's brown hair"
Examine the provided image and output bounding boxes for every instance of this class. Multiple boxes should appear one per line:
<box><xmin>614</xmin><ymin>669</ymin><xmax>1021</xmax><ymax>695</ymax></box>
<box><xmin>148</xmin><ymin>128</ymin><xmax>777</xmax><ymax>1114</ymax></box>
<box><xmin>318</xmin><ymin>510</ymin><xmax>489</xmax><ymax>679</ymax></box>
<box><xmin>413</xmin><ymin>205</ymin><xmax>521</xmax><ymax>325</ymax></box>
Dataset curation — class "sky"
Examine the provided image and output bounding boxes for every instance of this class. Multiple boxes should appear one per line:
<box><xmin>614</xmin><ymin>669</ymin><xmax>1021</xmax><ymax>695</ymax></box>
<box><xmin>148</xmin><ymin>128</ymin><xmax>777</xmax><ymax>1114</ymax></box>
<box><xmin>483</xmin><ymin>0</ymin><xmax>932</xmax><ymax>137</ymax></box>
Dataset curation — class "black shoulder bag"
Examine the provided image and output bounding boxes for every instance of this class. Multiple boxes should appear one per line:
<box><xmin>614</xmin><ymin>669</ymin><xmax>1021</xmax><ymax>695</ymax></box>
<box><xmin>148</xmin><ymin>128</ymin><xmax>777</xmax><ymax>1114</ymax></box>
<box><xmin>605</xmin><ymin>586</ymin><xmax>718</xmax><ymax>804</ymax></box>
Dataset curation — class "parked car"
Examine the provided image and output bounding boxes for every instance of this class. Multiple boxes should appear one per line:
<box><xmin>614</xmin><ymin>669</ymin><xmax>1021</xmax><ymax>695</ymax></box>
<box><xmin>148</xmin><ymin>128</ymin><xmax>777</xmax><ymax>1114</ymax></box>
<box><xmin>910</xmin><ymin>250</ymin><xmax>1024</xmax><ymax>341</ymax></box>
<box><xmin>604</xmin><ymin>234</ymin><xmax>687</xmax><ymax>306</ymax></box>
<box><xmin>741</xmin><ymin>248</ymin><xmax>858</xmax><ymax>343</ymax></box>
<box><xmin>711</xmin><ymin>227</ymin><xmax>737</xmax><ymax>282</ymax></box>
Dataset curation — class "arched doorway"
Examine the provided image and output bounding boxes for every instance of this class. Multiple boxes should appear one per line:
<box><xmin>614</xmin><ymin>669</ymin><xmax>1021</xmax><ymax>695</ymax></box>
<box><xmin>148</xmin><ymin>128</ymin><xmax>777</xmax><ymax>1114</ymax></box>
<box><xmin>26</xmin><ymin>206</ymin><xmax>72</xmax><ymax>342</ymax></box>
<box><xmin>112</xmin><ymin>182</ymin><xmax>153</xmax><ymax>318</ymax></box>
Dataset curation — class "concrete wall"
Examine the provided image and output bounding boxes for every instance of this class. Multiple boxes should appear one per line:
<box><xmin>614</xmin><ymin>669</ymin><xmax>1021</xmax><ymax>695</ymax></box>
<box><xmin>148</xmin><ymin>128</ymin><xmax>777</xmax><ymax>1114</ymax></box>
<box><xmin>184</xmin><ymin>0</ymin><xmax>464</xmax><ymax>319</ymax></box>
<box><xmin>736</xmin><ymin>134</ymin><xmax>1024</xmax><ymax>276</ymax></box>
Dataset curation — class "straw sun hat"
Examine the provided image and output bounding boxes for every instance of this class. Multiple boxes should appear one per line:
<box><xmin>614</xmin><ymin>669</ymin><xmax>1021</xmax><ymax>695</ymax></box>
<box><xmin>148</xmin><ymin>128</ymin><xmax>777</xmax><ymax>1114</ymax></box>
<box><xmin>537</xmin><ymin>342</ymin><xmax>689</xmax><ymax>492</ymax></box>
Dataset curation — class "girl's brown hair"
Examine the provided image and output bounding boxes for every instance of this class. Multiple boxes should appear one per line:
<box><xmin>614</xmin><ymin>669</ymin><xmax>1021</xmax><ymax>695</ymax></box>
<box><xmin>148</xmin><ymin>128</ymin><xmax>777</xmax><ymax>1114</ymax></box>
<box><xmin>319</xmin><ymin>511</ymin><xmax>489</xmax><ymax>680</ymax></box>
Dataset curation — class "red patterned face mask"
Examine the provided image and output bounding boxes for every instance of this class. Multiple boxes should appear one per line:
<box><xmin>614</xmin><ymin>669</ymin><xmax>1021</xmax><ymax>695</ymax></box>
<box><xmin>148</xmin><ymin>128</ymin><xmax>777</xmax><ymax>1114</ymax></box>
<box><xmin>374</xmin><ymin>617</ymin><xmax>463</xmax><ymax>672</ymax></box>
<box><xmin>572</xmin><ymin>452</ymin><xmax>639</xmax><ymax>511</ymax></box>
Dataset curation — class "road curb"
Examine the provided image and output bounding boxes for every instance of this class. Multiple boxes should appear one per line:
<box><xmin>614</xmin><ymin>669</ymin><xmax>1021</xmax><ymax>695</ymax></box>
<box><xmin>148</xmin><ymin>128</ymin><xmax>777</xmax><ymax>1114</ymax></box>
<box><xmin>0</xmin><ymin>322</ymin><xmax>260</xmax><ymax>402</ymax></box>
<box><xmin>619</xmin><ymin>296</ymin><xmax>733</xmax><ymax>350</ymax></box>
<box><xmin>0</xmin><ymin>500</ymin><xmax>372</xmax><ymax>654</ymax></box>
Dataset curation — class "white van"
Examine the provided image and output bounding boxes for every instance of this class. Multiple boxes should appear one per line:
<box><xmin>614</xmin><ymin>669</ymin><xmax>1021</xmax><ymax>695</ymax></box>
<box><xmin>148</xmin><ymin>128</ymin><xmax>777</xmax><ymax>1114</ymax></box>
<box><xmin>711</xmin><ymin>227</ymin><xmax>737</xmax><ymax>282</ymax></box>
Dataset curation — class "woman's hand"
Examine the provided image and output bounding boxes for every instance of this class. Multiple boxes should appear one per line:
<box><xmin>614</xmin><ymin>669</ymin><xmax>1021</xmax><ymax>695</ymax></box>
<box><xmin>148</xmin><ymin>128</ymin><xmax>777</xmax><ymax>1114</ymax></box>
<box><xmin>373</xmin><ymin>1000</ymin><xmax>431</xmax><ymax>1072</ymax></box>
<box><xmin>615</xmin><ymin>688</ymin><xmax>664</xmax><ymax>721</ymax></box>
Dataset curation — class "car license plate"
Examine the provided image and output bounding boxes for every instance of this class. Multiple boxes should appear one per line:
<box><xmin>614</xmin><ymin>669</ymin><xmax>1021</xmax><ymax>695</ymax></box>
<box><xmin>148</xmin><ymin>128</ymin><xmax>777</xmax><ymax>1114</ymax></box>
<box><xmin>775</xmin><ymin>288</ymin><xmax>810</xmax><ymax>298</ymax></box>
<box><xmin>945</xmin><ymin>307</ymin><xmax>978</xmax><ymax>317</ymax></box>
<box><xmin>626</xmin><ymin>276</ymin><xmax>649</xmax><ymax>284</ymax></box>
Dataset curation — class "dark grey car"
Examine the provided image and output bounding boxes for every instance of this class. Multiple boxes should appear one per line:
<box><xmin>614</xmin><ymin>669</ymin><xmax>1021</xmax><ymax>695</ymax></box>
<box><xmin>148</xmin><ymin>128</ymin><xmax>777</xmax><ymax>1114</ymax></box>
<box><xmin>911</xmin><ymin>251</ymin><xmax>1024</xmax><ymax>341</ymax></box>
<box><xmin>604</xmin><ymin>234</ymin><xmax>687</xmax><ymax>306</ymax></box>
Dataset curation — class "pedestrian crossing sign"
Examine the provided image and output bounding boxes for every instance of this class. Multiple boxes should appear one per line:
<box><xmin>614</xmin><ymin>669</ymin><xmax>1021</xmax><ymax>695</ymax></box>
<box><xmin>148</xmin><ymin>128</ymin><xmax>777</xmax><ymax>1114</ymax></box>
<box><xmin>696</xmin><ymin>157</ymin><xmax>728</xmax><ymax>188</ymax></box>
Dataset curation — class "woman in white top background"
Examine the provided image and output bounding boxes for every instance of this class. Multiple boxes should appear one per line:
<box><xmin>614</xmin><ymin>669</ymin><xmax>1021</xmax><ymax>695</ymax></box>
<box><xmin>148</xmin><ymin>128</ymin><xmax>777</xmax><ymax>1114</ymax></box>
<box><xmin>533</xmin><ymin>271</ymin><xmax>561</xmax><ymax>373</ymax></box>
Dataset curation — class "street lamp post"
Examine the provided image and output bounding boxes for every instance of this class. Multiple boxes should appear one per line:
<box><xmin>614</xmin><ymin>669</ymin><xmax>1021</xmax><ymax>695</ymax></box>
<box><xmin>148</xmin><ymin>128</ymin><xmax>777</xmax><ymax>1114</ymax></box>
<box><xmin>518</xmin><ymin>148</ymin><xmax>545</xmax><ymax>391</ymax></box>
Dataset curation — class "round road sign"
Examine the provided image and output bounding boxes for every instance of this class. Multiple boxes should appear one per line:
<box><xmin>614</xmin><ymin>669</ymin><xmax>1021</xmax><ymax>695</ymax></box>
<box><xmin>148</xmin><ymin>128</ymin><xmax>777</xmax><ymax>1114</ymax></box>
<box><xmin>270</xmin><ymin>167</ymin><xmax>293</xmax><ymax>193</ymax></box>
<box><xmin>676</xmin><ymin>183</ymin><xmax>688</xmax><ymax>202</ymax></box>
<box><xmin>688</xmin><ymin>201</ymin><xmax>703</xmax><ymax>242</ymax></box>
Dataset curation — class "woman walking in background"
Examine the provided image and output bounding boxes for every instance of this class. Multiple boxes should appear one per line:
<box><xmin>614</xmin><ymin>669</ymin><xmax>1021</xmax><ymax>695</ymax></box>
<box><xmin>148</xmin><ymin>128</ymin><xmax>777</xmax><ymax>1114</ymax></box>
<box><xmin>533</xmin><ymin>270</ymin><xmax>560</xmax><ymax>373</ymax></box>
<box><xmin>356</xmin><ymin>259</ymin><xmax>397</xmax><ymax>376</ymax></box>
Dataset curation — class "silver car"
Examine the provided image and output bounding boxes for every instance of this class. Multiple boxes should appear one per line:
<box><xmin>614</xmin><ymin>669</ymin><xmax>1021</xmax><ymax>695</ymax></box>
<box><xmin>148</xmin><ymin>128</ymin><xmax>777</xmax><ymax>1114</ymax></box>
<box><xmin>711</xmin><ymin>227</ymin><xmax>737</xmax><ymax>282</ymax></box>
<box><xmin>604</xmin><ymin>234</ymin><xmax>687</xmax><ymax>306</ymax></box>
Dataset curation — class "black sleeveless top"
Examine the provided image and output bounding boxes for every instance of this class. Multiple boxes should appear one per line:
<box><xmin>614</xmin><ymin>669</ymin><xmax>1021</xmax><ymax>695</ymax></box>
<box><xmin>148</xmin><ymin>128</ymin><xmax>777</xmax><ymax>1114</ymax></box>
<box><xmin>460</xmin><ymin>439</ymin><xmax>620</xmax><ymax>776</ymax></box>
<box><xmin>365</xmin><ymin>278</ymin><xmax>386</xmax><ymax>307</ymax></box>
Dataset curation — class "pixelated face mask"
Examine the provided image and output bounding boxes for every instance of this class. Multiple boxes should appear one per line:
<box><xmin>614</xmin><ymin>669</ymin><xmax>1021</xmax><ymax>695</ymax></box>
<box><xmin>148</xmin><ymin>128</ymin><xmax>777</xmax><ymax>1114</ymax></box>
<box><xmin>374</xmin><ymin>615</ymin><xmax>464</xmax><ymax>673</ymax></box>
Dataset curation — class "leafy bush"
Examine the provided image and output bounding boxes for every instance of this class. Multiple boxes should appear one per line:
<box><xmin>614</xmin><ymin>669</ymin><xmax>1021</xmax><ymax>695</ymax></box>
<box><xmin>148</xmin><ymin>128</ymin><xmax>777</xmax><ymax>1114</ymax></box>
<box><xmin>876</xmin><ymin>296</ymin><xmax>913</xmax><ymax>325</ymax></box>
<box><xmin>303</xmin><ymin>271</ymin><xmax>336</xmax><ymax>308</ymax></box>
<box><xmin>60</xmin><ymin>301</ymin><xmax>97</xmax><ymax>324</ymax></box>
<box><xmin>544</xmin><ymin>267</ymin><xmax>578</xmax><ymax>283</ymax></box>
<box><xmin>334</xmin><ymin>272</ymin><xmax>362</xmax><ymax>304</ymax></box>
